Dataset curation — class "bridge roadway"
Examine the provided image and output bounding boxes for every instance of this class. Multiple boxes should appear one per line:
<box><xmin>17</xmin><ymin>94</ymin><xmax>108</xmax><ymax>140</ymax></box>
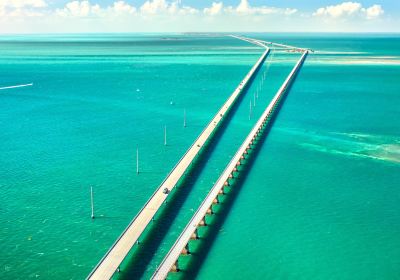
<box><xmin>229</xmin><ymin>35</ymin><xmax>267</xmax><ymax>48</ymax></box>
<box><xmin>151</xmin><ymin>49</ymin><xmax>308</xmax><ymax>280</ymax></box>
<box><xmin>87</xmin><ymin>44</ymin><xmax>270</xmax><ymax>279</ymax></box>
<box><xmin>231</xmin><ymin>35</ymin><xmax>309</xmax><ymax>52</ymax></box>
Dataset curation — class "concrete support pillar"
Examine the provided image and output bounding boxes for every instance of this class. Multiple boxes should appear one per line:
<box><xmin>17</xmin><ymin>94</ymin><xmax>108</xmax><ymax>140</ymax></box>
<box><xmin>213</xmin><ymin>197</ymin><xmax>219</xmax><ymax>204</ymax></box>
<box><xmin>207</xmin><ymin>207</ymin><xmax>214</xmax><ymax>215</ymax></box>
<box><xmin>181</xmin><ymin>243</ymin><xmax>191</xmax><ymax>255</ymax></box>
<box><xmin>219</xmin><ymin>188</ymin><xmax>225</xmax><ymax>195</ymax></box>
<box><xmin>199</xmin><ymin>217</ymin><xmax>207</xmax><ymax>226</ymax></box>
<box><xmin>224</xmin><ymin>181</ymin><xmax>230</xmax><ymax>186</ymax></box>
<box><xmin>171</xmin><ymin>261</ymin><xmax>179</xmax><ymax>272</ymax></box>
<box><xmin>190</xmin><ymin>229</ymin><xmax>199</xmax><ymax>240</ymax></box>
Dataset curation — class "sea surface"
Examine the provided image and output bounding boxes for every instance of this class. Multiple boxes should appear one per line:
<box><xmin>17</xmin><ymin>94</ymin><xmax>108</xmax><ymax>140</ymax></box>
<box><xmin>0</xmin><ymin>33</ymin><xmax>399</xmax><ymax>279</ymax></box>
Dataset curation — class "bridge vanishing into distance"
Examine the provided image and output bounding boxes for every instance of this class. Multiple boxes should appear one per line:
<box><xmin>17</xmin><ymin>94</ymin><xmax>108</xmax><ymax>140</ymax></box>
<box><xmin>88</xmin><ymin>39</ymin><xmax>270</xmax><ymax>280</ymax></box>
<box><xmin>152</xmin><ymin>48</ymin><xmax>308</xmax><ymax>279</ymax></box>
<box><xmin>88</xmin><ymin>35</ymin><xmax>309</xmax><ymax>280</ymax></box>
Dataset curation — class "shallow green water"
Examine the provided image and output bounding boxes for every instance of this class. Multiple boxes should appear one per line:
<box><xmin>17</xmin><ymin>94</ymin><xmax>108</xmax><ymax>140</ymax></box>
<box><xmin>0</xmin><ymin>34</ymin><xmax>399</xmax><ymax>279</ymax></box>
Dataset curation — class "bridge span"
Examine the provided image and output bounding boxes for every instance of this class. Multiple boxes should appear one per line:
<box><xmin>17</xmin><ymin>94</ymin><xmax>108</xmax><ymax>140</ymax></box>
<box><xmin>87</xmin><ymin>41</ymin><xmax>269</xmax><ymax>280</ymax></box>
<box><xmin>152</xmin><ymin>49</ymin><xmax>308</xmax><ymax>280</ymax></box>
<box><xmin>231</xmin><ymin>34</ymin><xmax>310</xmax><ymax>52</ymax></box>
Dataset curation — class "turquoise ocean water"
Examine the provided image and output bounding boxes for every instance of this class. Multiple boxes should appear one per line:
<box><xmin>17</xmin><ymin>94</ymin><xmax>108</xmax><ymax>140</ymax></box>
<box><xmin>0</xmin><ymin>33</ymin><xmax>399</xmax><ymax>279</ymax></box>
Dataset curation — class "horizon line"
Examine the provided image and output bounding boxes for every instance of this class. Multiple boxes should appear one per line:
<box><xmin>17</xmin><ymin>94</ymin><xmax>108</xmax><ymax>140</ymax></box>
<box><xmin>1</xmin><ymin>31</ymin><xmax>400</xmax><ymax>35</ymax></box>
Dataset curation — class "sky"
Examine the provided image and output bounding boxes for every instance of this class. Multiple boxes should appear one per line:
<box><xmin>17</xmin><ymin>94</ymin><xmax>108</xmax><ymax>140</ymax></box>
<box><xmin>0</xmin><ymin>0</ymin><xmax>399</xmax><ymax>33</ymax></box>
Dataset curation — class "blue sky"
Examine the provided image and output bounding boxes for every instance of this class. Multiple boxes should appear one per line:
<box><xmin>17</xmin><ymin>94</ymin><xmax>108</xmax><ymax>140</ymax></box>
<box><xmin>0</xmin><ymin>0</ymin><xmax>399</xmax><ymax>33</ymax></box>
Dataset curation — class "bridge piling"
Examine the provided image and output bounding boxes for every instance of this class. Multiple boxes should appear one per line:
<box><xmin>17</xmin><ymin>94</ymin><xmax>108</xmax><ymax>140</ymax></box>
<box><xmin>88</xmin><ymin>36</ymin><xmax>273</xmax><ymax>280</ymax></box>
<box><xmin>171</xmin><ymin>261</ymin><xmax>179</xmax><ymax>272</ymax></box>
<box><xmin>151</xmin><ymin>47</ymin><xmax>309</xmax><ymax>280</ymax></box>
<box><xmin>90</xmin><ymin>186</ymin><xmax>95</xmax><ymax>220</ymax></box>
<box><xmin>181</xmin><ymin>244</ymin><xmax>190</xmax><ymax>255</ymax></box>
<box><xmin>190</xmin><ymin>229</ymin><xmax>199</xmax><ymax>240</ymax></box>
<box><xmin>199</xmin><ymin>217</ymin><xmax>207</xmax><ymax>226</ymax></box>
<box><xmin>183</xmin><ymin>109</ymin><xmax>186</xmax><ymax>128</ymax></box>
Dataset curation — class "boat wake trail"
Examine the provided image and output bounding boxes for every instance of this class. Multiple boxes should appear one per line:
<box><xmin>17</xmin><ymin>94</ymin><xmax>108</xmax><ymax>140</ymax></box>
<box><xmin>0</xmin><ymin>83</ymin><xmax>33</xmax><ymax>90</ymax></box>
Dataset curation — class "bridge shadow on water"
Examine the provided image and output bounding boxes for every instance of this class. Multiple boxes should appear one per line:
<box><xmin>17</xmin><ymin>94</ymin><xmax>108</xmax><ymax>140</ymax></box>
<box><xmin>172</xmin><ymin>62</ymin><xmax>305</xmax><ymax>279</ymax></box>
<box><xmin>118</xmin><ymin>58</ymin><xmax>267</xmax><ymax>279</ymax></box>
<box><xmin>177</xmin><ymin>111</ymin><xmax>275</xmax><ymax>279</ymax></box>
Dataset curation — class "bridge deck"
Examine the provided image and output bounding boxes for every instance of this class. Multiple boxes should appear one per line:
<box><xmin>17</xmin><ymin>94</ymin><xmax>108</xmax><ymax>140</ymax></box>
<box><xmin>232</xmin><ymin>35</ymin><xmax>309</xmax><ymax>52</ymax></box>
<box><xmin>87</xmin><ymin>45</ymin><xmax>270</xmax><ymax>280</ymax></box>
<box><xmin>151</xmin><ymin>50</ymin><xmax>308</xmax><ymax>280</ymax></box>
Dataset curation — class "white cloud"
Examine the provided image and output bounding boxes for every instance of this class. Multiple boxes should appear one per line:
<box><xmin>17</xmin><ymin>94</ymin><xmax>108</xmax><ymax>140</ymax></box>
<box><xmin>0</xmin><ymin>0</ymin><xmax>47</xmax><ymax>17</ymax></box>
<box><xmin>313</xmin><ymin>2</ymin><xmax>384</xmax><ymax>20</ymax></box>
<box><xmin>111</xmin><ymin>1</ymin><xmax>136</xmax><ymax>14</ymax></box>
<box><xmin>226</xmin><ymin>0</ymin><xmax>297</xmax><ymax>16</ymax></box>
<box><xmin>177</xmin><ymin>6</ymin><xmax>198</xmax><ymax>15</ymax></box>
<box><xmin>314</xmin><ymin>2</ymin><xmax>361</xmax><ymax>18</ymax></box>
<box><xmin>364</xmin><ymin>4</ymin><xmax>384</xmax><ymax>19</ymax></box>
<box><xmin>0</xmin><ymin>0</ymin><xmax>47</xmax><ymax>8</ymax></box>
<box><xmin>138</xmin><ymin>0</ymin><xmax>197</xmax><ymax>15</ymax></box>
<box><xmin>56</xmin><ymin>1</ymin><xmax>101</xmax><ymax>17</ymax></box>
<box><xmin>0</xmin><ymin>8</ymin><xmax>44</xmax><ymax>17</ymax></box>
<box><xmin>55</xmin><ymin>0</ymin><xmax>137</xmax><ymax>18</ymax></box>
<box><xmin>0</xmin><ymin>0</ymin><xmax>393</xmax><ymax>32</ymax></box>
<box><xmin>140</xmin><ymin>0</ymin><xmax>167</xmax><ymax>14</ymax></box>
<box><xmin>204</xmin><ymin>2</ymin><xmax>223</xmax><ymax>16</ymax></box>
<box><xmin>236</xmin><ymin>0</ymin><xmax>250</xmax><ymax>14</ymax></box>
